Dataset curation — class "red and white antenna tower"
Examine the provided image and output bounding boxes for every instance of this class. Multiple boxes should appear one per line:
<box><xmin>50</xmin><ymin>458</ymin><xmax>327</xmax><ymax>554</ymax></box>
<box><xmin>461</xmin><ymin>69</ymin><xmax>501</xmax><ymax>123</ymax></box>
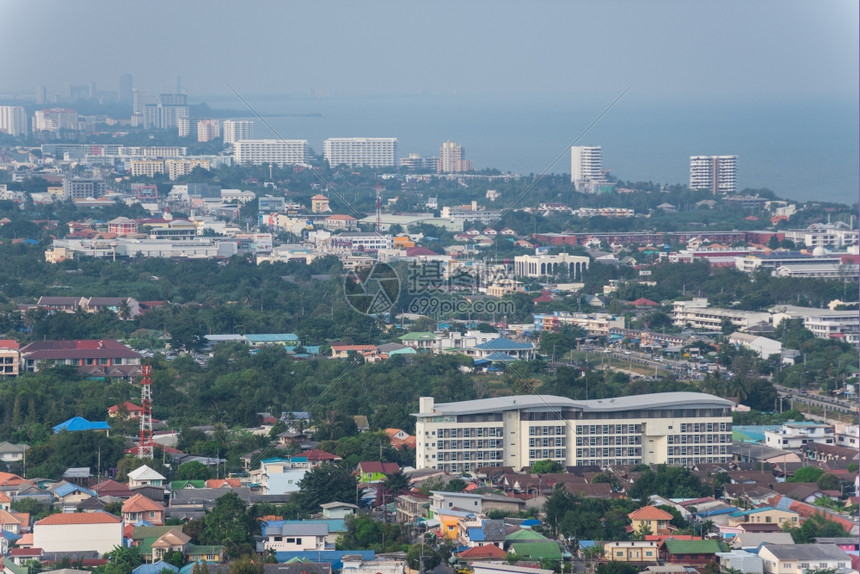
<box><xmin>375</xmin><ymin>181</ymin><xmax>382</xmax><ymax>232</ymax></box>
<box><xmin>137</xmin><ymin>362</ymin><xmax>154</xmax><ymax>459</ymax></box>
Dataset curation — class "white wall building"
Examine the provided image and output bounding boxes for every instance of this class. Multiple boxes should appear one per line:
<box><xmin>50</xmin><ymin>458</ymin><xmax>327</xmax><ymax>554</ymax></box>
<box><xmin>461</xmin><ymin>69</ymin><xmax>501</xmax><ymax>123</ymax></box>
<box><xmin>33</xmin><ymin>511</ymin><xmax>123</xmax><ymax>555</ymax></box>
<box><xmin>323</xmin><ymin>137</ymin><xmax>397</xmax><ymax>168</ymax></box>
<box><xmin>690</xmin><ymin>155</ymin><xmax>737</xmax><ymax>194</ymax></box>
<box><xmin>0</xmin><ymin>106</ymin><xmax>28</xmax><ymax>136</ymax></box>
<box><xmin>414</xmin><ymin>392</ymin><xmax>734</xmax><ymax>473</ymax></box>
<box><xmin>673</xmin><ymin>298</ymin><xmax>771</xmax><ymax>331</ymax></box>
<box><xmin>771</xmin><ymin>304</ymin><xmax>860</xmax><ymax>344</ymax></box>
<box><xmin>764</xmin><ymin>423</ymin><xmax>835</xmax><ymax>450</ymax></box>
<box><xmin>514</xmin><ymin>253</ymin><xmax>589</xmax><ymax>279</ymax></box>
<box><xmin>570</xmin><ymin>146</ymin><xmax>604</xmax><ymax>191</ymax></box>
<box><xmin>222</xmin><ymin>120</ymin><xmax>254</xmax><ymax>144</ymax></box>
<box><xmin>233</xmin><ymin>139</ymin><xmax>310</xmax><ymax>166</ymax></box>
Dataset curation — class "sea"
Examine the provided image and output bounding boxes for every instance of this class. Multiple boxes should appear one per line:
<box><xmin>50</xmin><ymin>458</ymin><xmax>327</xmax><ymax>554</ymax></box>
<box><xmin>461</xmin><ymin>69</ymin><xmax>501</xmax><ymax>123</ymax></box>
<box><xmin>215</xmin><ymin>94</ymin><xmax>859</xmax><ymax>206</ymax></box>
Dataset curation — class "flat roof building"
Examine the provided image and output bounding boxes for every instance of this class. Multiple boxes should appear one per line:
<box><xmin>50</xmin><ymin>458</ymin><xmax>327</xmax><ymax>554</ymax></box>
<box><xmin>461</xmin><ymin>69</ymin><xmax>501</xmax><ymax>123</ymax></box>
<box><xmin>323</xmin><ymin>137</ymin><xmax>397</xmax><ymax>169</ymax></box>
<box><xmin>414</xmin><ymin>392</ymin><xmax>733</xmax><ymax>473</ymax></box>
<box><xmin>233</xmin><ymin>139</ymin><xmax>310</xmax><ymax>167</ymax></box>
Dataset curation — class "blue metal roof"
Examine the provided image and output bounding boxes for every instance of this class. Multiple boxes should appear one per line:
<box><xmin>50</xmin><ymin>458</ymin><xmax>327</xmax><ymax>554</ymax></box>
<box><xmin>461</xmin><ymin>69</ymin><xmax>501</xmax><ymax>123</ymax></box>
<box><xmin>273</xmin><ymin>550</ymin><xmax>374</xmax><ymax>570</ymax></box>
<box><xmin>53</xmin><ymin>482</ymin><xmax>97</xmax><ymax>498</ymax></box>
<box><xmin>133</xmin><ymin>562</ymin><xmax>178</xmax><ymax>574</ymax></box>
<box><xmin>53</xmin><ymin>416</ymin><xmax>111</xmax><ymax>433</ymax></box>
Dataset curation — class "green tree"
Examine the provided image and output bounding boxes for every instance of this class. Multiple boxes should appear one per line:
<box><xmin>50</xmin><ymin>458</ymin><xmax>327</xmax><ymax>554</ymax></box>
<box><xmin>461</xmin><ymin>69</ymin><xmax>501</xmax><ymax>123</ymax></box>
<box><xmin>178</xmin><ymin>461</ymin><xmax>211</xmax><ymax>480</ymax></box>
<box><xmin>597</xmin><ymin>562</ymin><xmax>638</xmax><ymax>574</ymax></box>
<box><xmin>788</xmin><ymin>467</ymin><xmax>825</xmax><ymax>483</ymax></box>
<box><xmin>200</xmin><ymin>492</ymin><xmax>255</xmax><ymax>557</ymax></box>
<box><xmin>295</xmin><ymin>463</ymin><xmax>359</xmax><ymax>513</ymax></box>
<box><xmin>531</xmin><ymin>460</ymin><xmax>564</xmax><ymax>474</ymax></box>
<box><xmin>816</xmin><ymin>473</ymin><xmax>841</xmax><ymax>491</ymax></box>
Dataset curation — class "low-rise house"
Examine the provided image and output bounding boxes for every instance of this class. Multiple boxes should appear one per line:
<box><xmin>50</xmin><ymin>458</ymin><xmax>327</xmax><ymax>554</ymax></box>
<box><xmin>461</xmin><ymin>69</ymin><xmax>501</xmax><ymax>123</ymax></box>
<box><xmin>108</xmin><ymin>402</ymin><xmax>144</xmax><ymax>420</ymax></box>
<box><xmin>51</xmin><ymin>482</ymin><xmax>97</xmax><ymax>511</ymax></box>
<box><xmin>320</xmin><ymin>502</ymin><xmax>359</xmax><ymax>520</ymax></box>
<box><xmin>628</xmin><ymin>506</ymin><xmax>673</xmax><ymax>535</ymax></box>
<box><xmin>187</xmin><ymin>544</ymin><xmax>226</xmax><ymax>563</ymax></box>
<box><xmin>727</xmin><ymin>507</ymin><xmax>798</xmax><ymax>527</ymax></box>
<box><xmin>603</xmin><ymin>540</ymin><xmax>660</xmax><ymax>563</ymax></box>
<box><xmin>715</xmin><ymin>549</ymin><xmax>764</xmax><ymax>574</ymax></box>
<box><xmin>0</xmin><ymin>340</ymin><xmax>20</xmax><ymax>376</ymax></box>
<box><xmin>0</xmin><ymin>509</ymin><xmax>28</xmax><ymax>534</ymax></box>
<box><xmin>0</xmin><ymin>443</ymin><xmax>28</xmax><ymax>465</ymax></box>
<box><xmin>729</xmin><ymin>532</ymin><xmax>794</xmax><ymax>551</ymax></box>
<box><xmin>661</xmin><ymin>539</ymin><xmax>728</xmax><ymax>567</ymax></box>
<box><xmin>8</xmin><ymin>548</ymin><xmax>43</xmax><ymax>565</ymax></box>
<box><xmin>33</xmin><ymin>511</ymin><xmax>123</xmax><ymax>554</ymax></box>
<box><xmin>758</xmin><ymin>543</ymin><xmax>852</xmax><ymax>574</ymax></box>
<box><xmin>508</xmin><ymin>541</ymin><xmax>562</xmax><ymax>561</ymax></box>
<box><xmin>128</xmin><ymin>465</ymin><xmax>167</xmax><ymax>488</ymax></box>
<box><xmin>454</xmin><ymin>544</ymin><xmax>508</xmax><ymax>566</ymax></box>
<box><xmin>459</xmin><ymin>519</ymin><xmax>505</xmax><ymax>549</ymax></box>
<box><xmin>19</xmin><ymin>339</ymin><xmax>141</xmax><ymax>374</ymax></box>
<box><xmin>91</xmin><ymin>478</ymin><xmax>133</xmax><ymax>500</ymax></box>
<box><xmin>263</xmin><ymin>523</ymin><xmax>329</xmax><ymax>552</ymax></box>
<box><xmin>357</xmin><ymin>462</ymin><xmax>400</xmax><ymax>484</ymax></box>
<box><xmin>132</xmin><ymin>526</ymin><xmax>190</xmax><ymax>562</ymax></box>
<box><xmin>122</xmin><ymin>493</ymin><xmax>165</xmax><ymax>525</ymax></box>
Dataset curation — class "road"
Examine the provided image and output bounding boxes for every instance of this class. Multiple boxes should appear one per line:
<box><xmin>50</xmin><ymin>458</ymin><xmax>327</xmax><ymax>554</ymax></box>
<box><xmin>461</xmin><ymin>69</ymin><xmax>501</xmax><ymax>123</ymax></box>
<box><xmin>774</xmin><ymin>384</ymin><xmax>857</xmax><ymax>417</ymax></box>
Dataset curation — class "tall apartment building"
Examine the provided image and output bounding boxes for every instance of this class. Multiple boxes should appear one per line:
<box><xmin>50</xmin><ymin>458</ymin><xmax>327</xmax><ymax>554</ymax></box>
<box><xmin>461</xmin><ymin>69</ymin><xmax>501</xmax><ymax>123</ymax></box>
<box><xmin>323</xmin><ymin>137</ymin><xmax>397</xmax><ymax>168</ymax></box>
<box><xmin>400</xmin><ymin>153</ymin><xmax>438</xmax><ymax>171</ymax></box>
<box><xmin>33</xmin><ymin>108</ymin><xmax>80</xmax><ymax>133</ymax></box>
<box><xmin>689</xmin><ymin>155</ymin><xmax>737</xmax><ymax>194</ymax></box>
<box><xmin>233</xmin><ymin>139</ymin><xmax>309</xmax><ymax>166</ymax></box>
<box><xmin>197</xmin><ymin>119</ymin><xmax>221</xmax><ymax>142</ymax></box>
<box><xmin>133</xmin><ymin>91</ymin><xmax>189</xmax><ymax>130</ymax></box>
<box><xmin>438</xmin><ymin>141</ymin><xmax>473</xmax><ymax>173</ymax></box>
<box><xmin>414</xmin><ymin>392</ymin><xmax>733</xmax><ymax>473</ymax></box>
<box><xmin>63</xmin><ymin>177</ymin><xmax>107</xmax><ymax>200</ymax></box>
<box><xmin>222</xmin><ymin>120</ymin><xmax>254</xmax><ymax>144</ymax></box>
<box><xmin>0</xmin><ymin>106</ymin><xmax>28</xmax><ymax>136</ymax></box>
<box><xmin>570</xmin><ymin>146</ymin><xmax>604</xmax><ymax>191</ymax></box>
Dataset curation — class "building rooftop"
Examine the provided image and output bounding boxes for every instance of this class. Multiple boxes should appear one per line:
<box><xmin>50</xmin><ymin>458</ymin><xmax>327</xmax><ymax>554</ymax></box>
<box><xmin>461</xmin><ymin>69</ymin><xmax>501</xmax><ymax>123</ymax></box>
<box><xmin>415</xmin><ymin>392</ymin><xmax>733</xmax><ymax>418</ymax></box>
<box><xmin>760</xmin><ymin>543</ymin><xmax>850</xmax><ymax>561</ymax></box>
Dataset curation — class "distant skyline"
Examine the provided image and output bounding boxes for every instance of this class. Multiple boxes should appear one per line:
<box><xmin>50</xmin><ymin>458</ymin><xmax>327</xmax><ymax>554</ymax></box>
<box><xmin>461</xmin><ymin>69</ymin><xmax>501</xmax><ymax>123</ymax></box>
<box><xmin>1</xmin><ymin>1</ymin><xmax>857</xmax><ymax>102</ymax></box>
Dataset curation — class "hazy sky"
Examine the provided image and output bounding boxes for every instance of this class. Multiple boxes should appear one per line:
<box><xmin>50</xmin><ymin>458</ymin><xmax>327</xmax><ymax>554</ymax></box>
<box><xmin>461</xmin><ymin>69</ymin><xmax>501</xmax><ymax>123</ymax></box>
<box><xmin>1</xmin><ymin>1</ymin><xmax>857</xmax><ymax>101</ymax></box>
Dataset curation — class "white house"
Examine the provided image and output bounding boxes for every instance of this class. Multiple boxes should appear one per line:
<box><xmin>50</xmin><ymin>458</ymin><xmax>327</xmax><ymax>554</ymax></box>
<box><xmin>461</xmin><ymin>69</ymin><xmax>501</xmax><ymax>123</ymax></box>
<box><xmin>33</xmin><ymin>511</ymin><xmax>123</xmax><ymax>554</ymax></box>
<box><xmin>758</xmin><ymin>544</ymin><xmax>851</xmax><ymax>574</ymax></box>
<box><xmin>128</xmin><ymin>465</ymin><xmax>166</xmax><ymax>488</ymax></box>
<box><xmin>263</xmin><ymin>522</ymin><xmax>328</xmax><ymax>552</ymax></box>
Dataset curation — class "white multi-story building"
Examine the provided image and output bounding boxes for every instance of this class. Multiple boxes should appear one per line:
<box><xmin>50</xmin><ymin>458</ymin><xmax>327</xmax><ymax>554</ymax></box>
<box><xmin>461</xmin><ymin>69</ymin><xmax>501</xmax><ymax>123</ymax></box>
<box><xmin>414</xmin><ymin>392</ymin><xmax>734</xmax><ymax>473</ymax></box>
<box><xmin>689</xmin><ymin>155</ymin><xmax>737</xmax><ymax>194</ymax></box>
<box><xmin>130</xmin><ymin>160</ymin><xmax>166</xmax><ymax>178</ymax></box>
<box><xmin>514</xmin><ymin>253</ymin><xmax>589</xmax><ymax>280</ymax></box>
<box><xmin>323</xmin><ymin>137</ymin><xmax>397</xmax><ymax>169</ymax></box>
<box><xmin>222</xmin><ymin>120</ymin><xmax>254</xmax><ymax>144</ymax></box>
<box><xmin>672</xmin><ymin>298</ymin><xmax>771</xmax><ymax>331</ymax></box>
<box><xmin>764</xmin><ymin>423</ymin><xmax>835</xmax><ymax>450</ymax></box>
<box><xmin>570</xmin><ymin>146</ymin><xmax>604</xmax><ymax>191</ymax></box>
<box><xmin>771</xmin><ymin>304</ymin><xmax>859</xmax><ymax>344</ymax></box>
<box><xmin>33</xmin><ymin>108</ymin><xmax>80</xmax><ymax>132</ymax></box>
<box><xmin>233</xmin><ymin>139</ymin><xmax>309</xmax><ymax>166</ymax></box>
<box><xmin>0</xmin><ymin>106</ymin><xmax>28</xmax><ymax>136</ymax></box>
<box><xmin>782</xmin><ymin>223</ymin><xmax>859</xmax><ymax>250</ymax></box>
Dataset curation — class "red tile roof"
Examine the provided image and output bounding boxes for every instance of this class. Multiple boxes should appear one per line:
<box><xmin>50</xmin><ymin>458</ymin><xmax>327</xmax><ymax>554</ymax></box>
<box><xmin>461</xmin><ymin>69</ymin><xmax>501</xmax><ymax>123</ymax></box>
<box><xmin>358</xmin><ymin>461</ymin><xmax>400</xmax><ymax>474</ymax></box>
<box><xmin>628</xmin><ymin>506</ymin><xmax>673</xmax><ymax>521</ymax></box>
<box><xmin>457</xmin><ymin>545</ymin><xmax>508</xmax><ymax>560</ymax></box>
<box><xmin>20</xmin><ymin>339</ymin><xmax>140</xmax><ymax>360</ymax></box>
<box><xmin>301</xmin><ymin>449</ymin><xmax>341</xmax><ymax>461</ymax></box>
<box><xmin>122</xmin><ymin>493</ymin><xmax>164</xmax><ymax>513</ymax></box>
<box><xmin>36</xmin><ymin>511</ymin><xmax>122</xmax><ymax>525</ymax></box>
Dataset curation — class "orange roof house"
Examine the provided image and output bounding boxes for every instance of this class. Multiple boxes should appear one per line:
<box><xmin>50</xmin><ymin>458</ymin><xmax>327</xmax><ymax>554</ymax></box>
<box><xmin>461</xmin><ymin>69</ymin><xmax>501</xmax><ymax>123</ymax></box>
<box><xmin>628</xmin><ymin>506</ymin><xmax>674</xmax><ymax>535</ymax></box>
<box><xmin>121</xmin><ymin>493</ymin><xmax>165</xmax><ymax>525</ymax></box>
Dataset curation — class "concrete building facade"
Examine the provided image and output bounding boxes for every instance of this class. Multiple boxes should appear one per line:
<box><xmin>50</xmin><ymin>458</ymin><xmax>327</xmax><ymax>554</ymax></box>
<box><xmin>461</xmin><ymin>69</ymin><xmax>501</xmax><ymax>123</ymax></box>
<box><xmin>414</xmin><ymin>392</ymin><xmax>733</xmax><ymax>473</ymax></box>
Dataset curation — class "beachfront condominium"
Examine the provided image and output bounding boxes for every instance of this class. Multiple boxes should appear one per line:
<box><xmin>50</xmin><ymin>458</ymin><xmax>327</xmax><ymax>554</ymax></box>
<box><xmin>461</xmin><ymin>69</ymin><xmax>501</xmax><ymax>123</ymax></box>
<box><xmin>438</xmin><ymin>140</ymin><xmax>473</xmax><ymax>173</ymax></box>
<box><xmin>233</xmin><ymin>139</ymin><xmax>310</xmax><ymax>167</ymax></box>
<box><xmin>570</xmin><ymin>146</ymin><xmax>604</xmax><ymax>191</ymax></box>
<box><xmin>0</xmin><ymin>106</ymin><xmax>29</xmax><ymax>136</ymax></box>
<box><xmin>223</xmin><ymin>120</ymin><xmax>254</xmax><ymax>144</ymax></box>
<box><xmin>414</xmin><ymin>392</ymin><xmax>733</xmax><ymax>472</ymax></box>
<box><xmin>323</xmin><ymin>137</ymin><xmax>397</xmax><ymax>169</ymax></box>
<box><xmin>690</xmin><ymin>155</ymin><xmax>737</xmax><ymax>194</ymax></box>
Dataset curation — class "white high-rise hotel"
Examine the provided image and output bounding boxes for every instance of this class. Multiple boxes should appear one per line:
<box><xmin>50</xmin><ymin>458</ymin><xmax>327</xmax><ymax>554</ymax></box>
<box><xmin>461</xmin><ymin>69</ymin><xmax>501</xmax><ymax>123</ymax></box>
<box><xmin>690</xmin><ymin>155</ymin><xmax>737</xmax><ymax>194</ymax></box>
<box><xmin>570</xmin><ymin>146</ymin><xmax>604</xmax><ymax>191</ymax></box>
<box><xmin>323</xmin><ymin>137</ymin><xmax>397</xmax><ymax>169</ymax></box>
<box><xmin>223</xmin><ymin>120</ymin><xmax>254</xmax><ymax>144</ymax></box>
<box><xmin>0</xmin><ymin>106</ymin><xmax>28</xmax><ymax>136</ymax></box>
<box><xmin>233</xmin><ymin>139</ymin><xmax>309</xmax><ymax>166</ymax></box>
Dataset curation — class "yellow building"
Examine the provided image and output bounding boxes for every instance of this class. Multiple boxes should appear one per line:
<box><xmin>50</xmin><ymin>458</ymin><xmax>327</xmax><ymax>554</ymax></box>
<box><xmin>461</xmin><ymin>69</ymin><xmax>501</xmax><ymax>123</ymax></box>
<box><xmin>603</xmin><ymin>540</ymin><xmax>660</xmax><ymax>563</ymax></box>
<box><xmin>311</xmin><ymin>194</ymin><xmax>330</xmax><ymax>213</ymax></box>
